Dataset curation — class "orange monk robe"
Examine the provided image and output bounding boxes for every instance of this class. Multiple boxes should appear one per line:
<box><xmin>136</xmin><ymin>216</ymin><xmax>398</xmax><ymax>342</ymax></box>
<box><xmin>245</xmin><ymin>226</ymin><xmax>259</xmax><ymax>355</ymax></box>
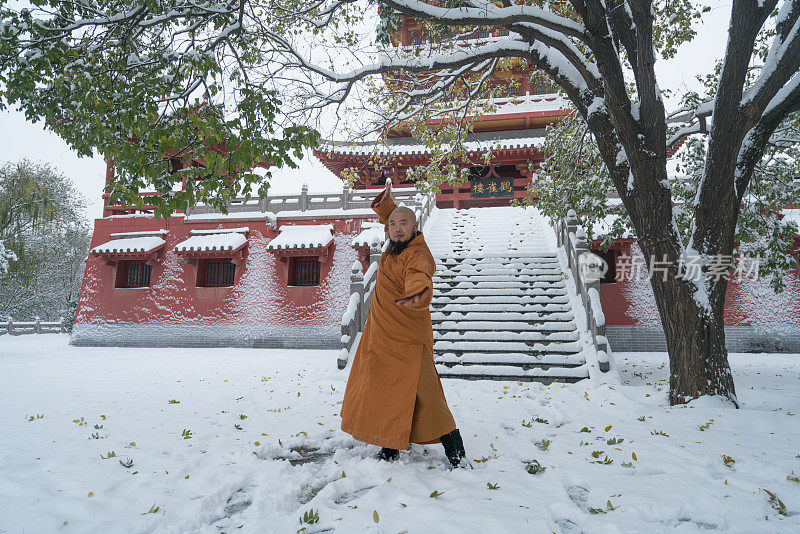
<box><xmin>340</xmin><ymin>195</ymin><xmax>456</xmax><ymax>450</ymax></box>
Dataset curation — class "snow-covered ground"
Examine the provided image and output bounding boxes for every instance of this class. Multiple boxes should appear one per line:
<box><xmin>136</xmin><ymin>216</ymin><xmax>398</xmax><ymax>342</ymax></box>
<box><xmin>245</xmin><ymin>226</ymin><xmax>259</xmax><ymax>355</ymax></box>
<box><xmin>2</xmin><ymin>336</ymin><xmax>800</xmax><ymax>533</ymax></box>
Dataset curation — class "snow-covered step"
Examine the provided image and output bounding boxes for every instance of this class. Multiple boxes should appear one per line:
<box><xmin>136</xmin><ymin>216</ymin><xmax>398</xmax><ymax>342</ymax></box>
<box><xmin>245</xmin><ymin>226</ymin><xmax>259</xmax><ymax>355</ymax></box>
<box><xmin>435</xmin><ymin>363</ymin><xmax>587</xmax><ymax>384</ymax></box>
<box><xmin>436</xmin><ymin>352</ymin><xmax>585</xmax><ymax>367</ymax></box>
<box><xmin>438</xmin><ymin>257</ymin><xmax>560</xmax><ymax>264</ymax></box>
<box><xmin>434</xmin><ymin>280</ymin><xmax>561</xmax><ymax>289</ymax></box>
<box><xmin>431</xmin><ymin>295</ymin><xmax>571</xmax><ymax>305</ymax></box>
<box><xmin>438</xmin><ymin>266</ymin><xmax>562</xmax><ymax>274</ymax></box>
<box><xmin>433</xmin><ymin>303</ymin><xmax>572</xmax><ymax>313</ymax></box>
<box><xmin>431</xmin><ymin>311</ymin><xmax>575</xmax><ymax>322</ymax></box>
<box><xmin>444</xmin><ymin>256</ymin><xmax>559</xmax><ymax>261</ymax></box>
<box><xmin>436</xmin><ymin>254</ymin><xmax>559</xmax><ymax>262</ymax></box>
<box><xmin>434</xmin><ymin>288</ymin><xmax>567</xmax><ymax>297</ymax></box>
<box><xmin>435</xmin><ymin>279</ymin><xmax>564</xmax><ymax>286</ymax></box>
<box><xmin>437</xmin><ymin>268</ymin><xmax>562</xmax><ymax>275</ymax></box>
<box><xmin>433</xmin><ymin>340</ymin><xmax>583</xmax><ymax>353</ymax></box>
<box><xmin>439</xmin><ymin>269</ymin><xmax>564</xmax><ymax>282</ymax></box>
<box><xmin>434</xmin><ymin>330</ymin><xmax>580</xmax><ymax>342</ymax></box>
<box><xmin>420</xmin><ymin>206</ymin><xmax>592</xmax><ymax>383</ymax></box>
<box><xmin>433</xmin><ymin>320</ymin><xmax>577</xmax><ymax>332</ymax></box>
<box><xmin>434</xmin><ymin>277</ymin><xmax>564</xmax><ymax>286</ymax></box>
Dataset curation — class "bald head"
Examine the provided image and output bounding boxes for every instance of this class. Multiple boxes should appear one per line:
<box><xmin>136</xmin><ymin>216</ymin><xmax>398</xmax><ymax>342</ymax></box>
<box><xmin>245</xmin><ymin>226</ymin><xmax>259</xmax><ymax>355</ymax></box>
<box><xmin>388</xmin><ymin>206</ymin><xmax>418</xmax><ymax>244</ymax></box>
<box><xmin>389</xmin><ymin>206</ymin><xmax>416</xmax><ymax>224</ymax></box>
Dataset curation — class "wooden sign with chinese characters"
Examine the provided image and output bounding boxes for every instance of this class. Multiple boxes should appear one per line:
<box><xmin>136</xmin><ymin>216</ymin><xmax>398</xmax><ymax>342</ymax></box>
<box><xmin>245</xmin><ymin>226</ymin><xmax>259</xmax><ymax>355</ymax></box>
<box><xmin>470</xmin><ymin>177</ymin><xmax>514</xmax><ymax>198</ymax></box>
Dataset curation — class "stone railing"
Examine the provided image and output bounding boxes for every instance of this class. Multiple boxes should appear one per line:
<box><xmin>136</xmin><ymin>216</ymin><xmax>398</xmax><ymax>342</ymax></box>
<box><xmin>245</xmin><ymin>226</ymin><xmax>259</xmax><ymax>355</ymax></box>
<box><xmin>338</xmin><ymin>245</ymin><xmax>381</xmax><ymax>369</ymax></box>
<box><xmin>554</xmin><ymin>210</ymin><xmax>611</xmax><ymax>373</ymax></box>
<box><xmin>337</xmin><ymin>190</ymin><xmax>437</xmax><ymax>369</ymax></box>
<box><xmin>0</xmin><ymin>317</ymin><xmax>67</xmax><ymax>336</ymax></box>
<box><xmin>413</xmin><ymin>192</ymin><xmax>435</xmax><ymax>231</ymax></box>
<box><xmin>187</xmin><ymin>185</ymin><xmax>424</xmax><ymax>216</ymax></box>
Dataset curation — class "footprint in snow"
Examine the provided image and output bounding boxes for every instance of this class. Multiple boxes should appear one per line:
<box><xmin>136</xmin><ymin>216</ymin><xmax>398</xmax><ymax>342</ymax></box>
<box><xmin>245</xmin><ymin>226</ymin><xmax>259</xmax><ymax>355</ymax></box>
<box><xmin>567</xmin><ymin>485</ymin><xmax>589</xmax><ymax>513</ymax></box>
<box><xmin>333</xmin><ymin>485</ymin><xmax>377</xmax><ymax>505</ymax></box>
<box><xmin>501</xmin><ymin>423</ymin><xmax>518</xmax><ymax>436</ymax></box>
<box><xmin>206</xmin><ymin>485</ymin><xmax>255</xmax><ymax>530</ymax></box>
<box><xmin>554</xmin><ymin>518</ymin><xmax>583</xmax><ymax>534</ymax></box>
<box><xmin>299</xmin><ymin>472</ymin><xmax>343</xmax><ymax>505</ymax></box>
<box><xmin>223</xmin><ymin>486</ymin><xmax>254</xmax><ymax>516</ymax></box>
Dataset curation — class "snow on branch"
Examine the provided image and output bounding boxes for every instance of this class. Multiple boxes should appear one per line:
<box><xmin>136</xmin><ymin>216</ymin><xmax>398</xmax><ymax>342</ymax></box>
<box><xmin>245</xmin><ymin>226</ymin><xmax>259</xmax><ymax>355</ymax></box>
<box><xmin>383</xmin><ymin>0</ymin><xmax>587</xmax><ymax>41</ymax></box>
<box><xmin>762</xmin><ymin>71</ymin><xmax>800</xmax><ymax>120</ymax></box>
<box><xmin>741</xmin><ymin>0</ymin><xmax>800</xmax><ymax>110</ymax></box>
<box><xmin>272</xmin><ymin>32</ymin><xmax>533</xmax><ymax>85</ymax></box>
<box><xmin>515</xmin><ymin>22</ymin><xmax>600</xmax><ymax>94</ymax></box>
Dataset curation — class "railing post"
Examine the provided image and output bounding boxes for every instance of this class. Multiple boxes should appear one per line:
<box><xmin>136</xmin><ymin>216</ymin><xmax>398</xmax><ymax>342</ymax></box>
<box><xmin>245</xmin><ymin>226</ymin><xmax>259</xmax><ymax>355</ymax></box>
<box><xmin>300</xmin><ymin>183</ymin><xmax>308</xmax><ymax>212</ymax></box>
<box><xmin>59</xmin><ymin>316</ymin><xmax>66</xmax><ymax>333</ymax></box>
<box><xmin>585</xmin><ymin>277</ymin><xmax>599</xmax><ymax>338</ymax></box>
<box><xmin>342</xmin><ymin>184</ymin><xmax>350</xmax><ymax>210</ymax></box>
<box><xmin>350</xmin><ymin>261</ymin><xmax>364</xmax><ymax>329</ymax></box>
<box><xmin>7</xmin><ymin>316</ymin><xmax>12</xmax><ymax>335</ymax></box>
<box><xmin>566</xmin><ymin>210</ymin><xmax>579</xmax><ymax>271</ymax></box>
<box><xmin>34</xmin><ymin>316</ymin><xmax>41</xmax><ymax>334</ymax></box>
<box><xmin>574</xmin><ymin>227</ymin><xmax>589</xmax><ymax>295</ymax></box>
<box><xmin>370</xmin><ymin>242</ymin><xmax>382</xmax><ymax>267</ymax></box>
<box><xmin>566</xmin><ymin>209</ymin><xmax>578</xmax><ymax>237</ymax></box>
<box><xmin>575</xmin><ymin>227</ymin><xmax>588</xmax><ymax>255</ymax></box>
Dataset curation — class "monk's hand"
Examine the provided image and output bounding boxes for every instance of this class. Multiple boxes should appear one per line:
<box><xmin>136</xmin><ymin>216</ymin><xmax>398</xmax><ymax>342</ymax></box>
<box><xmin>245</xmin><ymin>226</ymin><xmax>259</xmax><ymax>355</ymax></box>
<box><xmin>378</xmin><ymin>181</ymin><xmax>391</xmax><ymax>205</ymax></box>
<box><xmin>395</xmin><ymin>291</ymin><xmax>421</xmax><ymax>307</ymax></box>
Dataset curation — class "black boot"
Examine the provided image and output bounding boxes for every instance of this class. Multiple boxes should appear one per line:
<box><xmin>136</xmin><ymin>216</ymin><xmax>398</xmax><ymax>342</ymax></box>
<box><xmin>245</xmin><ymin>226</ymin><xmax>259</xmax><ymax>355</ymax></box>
<box><xmin>440</xmin><ymin>429</ymin><xmax>467</xmax><ymax>468</ymax></box>
<box><xmin>378</xmin><ymin>447</ymin><xmax>399</xmax><ymax>461</ymax></box>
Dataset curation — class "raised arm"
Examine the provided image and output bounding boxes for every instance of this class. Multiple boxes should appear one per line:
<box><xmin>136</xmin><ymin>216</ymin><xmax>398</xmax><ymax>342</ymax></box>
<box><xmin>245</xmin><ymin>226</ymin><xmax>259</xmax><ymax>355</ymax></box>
<box><xmin>370</xmin><ymin>180</ymin><xmax>397</xmax><ymax>234</ymax></box>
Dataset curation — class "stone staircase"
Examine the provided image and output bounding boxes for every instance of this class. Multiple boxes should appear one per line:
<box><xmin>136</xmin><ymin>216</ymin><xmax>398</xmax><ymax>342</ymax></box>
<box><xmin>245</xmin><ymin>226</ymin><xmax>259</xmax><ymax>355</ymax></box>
<box><xmin>424</xmin><ymin>207</ymin><xmax>596</xmax><ymax>383</ymax></box>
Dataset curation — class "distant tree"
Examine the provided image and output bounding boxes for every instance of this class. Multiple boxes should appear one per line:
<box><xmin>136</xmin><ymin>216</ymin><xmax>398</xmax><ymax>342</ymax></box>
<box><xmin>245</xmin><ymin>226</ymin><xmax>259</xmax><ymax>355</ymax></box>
<box><xmin>0</xmin><ymin>160</ymin><xmax>91</xmax><ymax>325</ymax></box>
<box><xmin>0</xmin><ymin>1</ymin><xmax>319</xmax><ymax>217</ymax></box>
<box><xmin>0</xmin><ymin>240</ymin><xmax>15</xmax><ymax>276</ymax></box>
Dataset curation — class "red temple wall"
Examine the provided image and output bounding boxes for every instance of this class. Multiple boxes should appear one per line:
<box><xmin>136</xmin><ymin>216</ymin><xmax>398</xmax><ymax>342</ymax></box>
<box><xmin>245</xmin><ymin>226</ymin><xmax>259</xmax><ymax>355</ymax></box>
<box><xmin>599</xmin><ymin>241</ymin><xmax>800</xmax><ymax>327</ymax></box>
<box><xmin>75</xmin><ymin>216</ymin><xmax>371</xmax><ymax>328</ymax></box>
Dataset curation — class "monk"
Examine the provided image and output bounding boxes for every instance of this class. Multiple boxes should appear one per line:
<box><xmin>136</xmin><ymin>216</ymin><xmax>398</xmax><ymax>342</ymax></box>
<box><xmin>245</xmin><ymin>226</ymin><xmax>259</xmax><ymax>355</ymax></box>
<box><xmin>340</xmin><ymin>180</ymin><xmax>468</xmax><ymax>468</ymax></box>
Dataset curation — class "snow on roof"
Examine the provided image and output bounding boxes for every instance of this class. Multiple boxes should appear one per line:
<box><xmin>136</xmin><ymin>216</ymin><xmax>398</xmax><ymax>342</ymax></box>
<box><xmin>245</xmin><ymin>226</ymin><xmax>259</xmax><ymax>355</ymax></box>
<box><xmin>106</xmin><ymin>213</ymin><xmax>155</xmax><ymax>219</ymax></box>
<box><xmin>91</xmin><ymin>236</ymin><xmax>166</xmax><ymax>255</ymax></box>
<box><xmin>274</xmin><ymin>208</ymin><xmax>376</xmax><ymax>218</ymax></box>
<box><xmin>184</xmin><ymin>208</ymin><xmax>379</xmax><ymax>221</ymax></box>
<box><xmin>352</xmin><ymin>225</ymin><xmax>386</xmax><ymax>248</ymax></box>
<box><xmin>105</xmin><ymin>213</ymin><xmax>186</xmax><ymax>220</ymax></box>
<box><xmin>483</xmin><ymin>93</ymin><xmax>568</xmax><ymax>116</ymax></box>
<box><xmin>189</xmin><ymin>227</ymin><xmax>249</xmax><ymax>236</ymax></box>
<box><xmin>267</xmin><ymin>224</ymin><xmax>334</xmax><ymax>250</ymax></box>
<box><xmin>184</xmin><ymin>211</ymin><xmax>276</xmax><ymax>221</ymax></box>
<box><xmin>319</xmin><ymin>127</ymin><xmax>547</xmax><ymax>156</ymax></box>
<box><xmin>109</xmin><ymin>230</ymin><xmax>169</xmax><ymax>238</ymax></box>
<box><xmin>174</xmin><ymin>229</ymin><xmax>248</xmax><ymax>253</ymax></box>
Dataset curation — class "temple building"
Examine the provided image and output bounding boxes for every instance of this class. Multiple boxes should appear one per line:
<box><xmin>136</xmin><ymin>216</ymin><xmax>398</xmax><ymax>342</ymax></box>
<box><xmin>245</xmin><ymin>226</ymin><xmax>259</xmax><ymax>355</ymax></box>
<box><xmin>71</xmin><ymin>19</ymin><xmax>800</xmax><ymax>364</ymax></box>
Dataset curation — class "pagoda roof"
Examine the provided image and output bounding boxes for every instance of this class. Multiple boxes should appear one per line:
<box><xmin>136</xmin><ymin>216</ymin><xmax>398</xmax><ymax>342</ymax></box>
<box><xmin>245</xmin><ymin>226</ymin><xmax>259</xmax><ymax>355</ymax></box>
<box><xmin>318</xmin><ymin>127</ymin><xmax>548</xmax><ymax>157</ymax></box>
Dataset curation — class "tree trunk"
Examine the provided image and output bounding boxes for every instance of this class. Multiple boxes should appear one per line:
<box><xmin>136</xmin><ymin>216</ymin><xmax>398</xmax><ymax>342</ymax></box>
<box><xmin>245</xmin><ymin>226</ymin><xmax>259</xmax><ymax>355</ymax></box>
<box><xmin>649</xmin><ymin>270</ymin><xmax>738</xmax><ymax>407</ymax></box>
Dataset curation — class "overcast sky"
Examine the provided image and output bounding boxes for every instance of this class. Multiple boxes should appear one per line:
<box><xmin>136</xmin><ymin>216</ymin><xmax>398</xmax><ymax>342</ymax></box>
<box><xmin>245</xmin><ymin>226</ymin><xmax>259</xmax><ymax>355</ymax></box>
<box><xmin>0</xmin><ymin>2</ymin><xmax>731</xmax><ymax>225</ymax></box>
